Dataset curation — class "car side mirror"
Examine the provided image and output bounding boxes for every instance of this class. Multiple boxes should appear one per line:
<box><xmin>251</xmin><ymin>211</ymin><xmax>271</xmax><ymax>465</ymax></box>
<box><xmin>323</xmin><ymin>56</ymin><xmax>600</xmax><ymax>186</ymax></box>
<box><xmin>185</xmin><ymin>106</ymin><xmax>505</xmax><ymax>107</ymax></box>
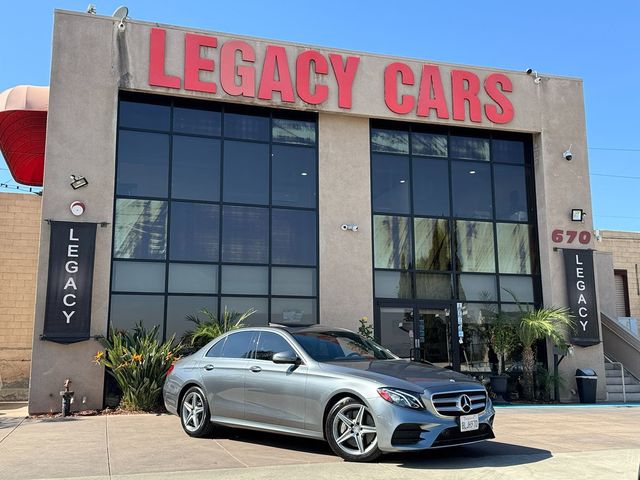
<box><xmin>272</xmin><ymin>351</ymin><xmax>300</xmax><ymax>365</ymax></box>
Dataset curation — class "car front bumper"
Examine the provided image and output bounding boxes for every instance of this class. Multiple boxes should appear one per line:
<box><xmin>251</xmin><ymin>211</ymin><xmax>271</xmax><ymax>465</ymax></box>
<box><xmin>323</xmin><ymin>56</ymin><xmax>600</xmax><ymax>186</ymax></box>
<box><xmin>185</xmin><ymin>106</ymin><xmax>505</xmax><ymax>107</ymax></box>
<box><xmin>368</xmin><ymin>396</ymin><xmax>495</xmax><ymax>452</ymax></box>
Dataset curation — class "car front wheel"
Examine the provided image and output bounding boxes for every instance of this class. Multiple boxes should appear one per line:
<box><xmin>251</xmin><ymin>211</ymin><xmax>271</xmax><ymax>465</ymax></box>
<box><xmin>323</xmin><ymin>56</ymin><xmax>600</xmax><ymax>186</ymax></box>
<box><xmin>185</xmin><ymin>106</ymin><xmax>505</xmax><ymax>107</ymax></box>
<box><xmin>180</xmin><ymin>386</ymin><xmax>214</xmax><ymax>437</ymax></box>
<box><xmin>325</xmin><ymin>397</ymin><xmax>382</xmax><ymax>462</ymax></box>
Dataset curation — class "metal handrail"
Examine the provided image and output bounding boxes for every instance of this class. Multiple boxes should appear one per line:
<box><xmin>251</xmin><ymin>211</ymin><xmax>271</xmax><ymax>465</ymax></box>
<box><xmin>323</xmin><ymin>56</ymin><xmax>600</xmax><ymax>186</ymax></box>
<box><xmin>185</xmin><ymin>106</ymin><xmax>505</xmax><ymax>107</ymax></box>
<box><xmin>604</xmin><ymin>354</ymin><xmax>627</xmax><ymax>403</ymax></box>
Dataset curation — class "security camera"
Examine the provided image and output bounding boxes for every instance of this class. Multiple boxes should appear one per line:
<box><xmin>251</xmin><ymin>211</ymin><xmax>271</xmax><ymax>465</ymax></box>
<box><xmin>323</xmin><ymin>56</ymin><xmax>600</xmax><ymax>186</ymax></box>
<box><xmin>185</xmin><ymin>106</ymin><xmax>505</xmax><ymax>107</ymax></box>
<box><xmin>341</xmin><ymin>224</ymin><xmax>348</xmax><ymax>231</ymax></box>
<box><xmin>118</xmin><ymin>21</ymin><xmax>126</xmax><ymax>32</ymax></box>
<box><xmin>352</xmin><ymin>225</ymin><xmax>359</xmax><ymax>232</ymax></box>
<box><xmin>525</xmin><ymin>68</ymin><xmax>533</xmax><ymax>75</ymax></box>
<box><xmin>563</xmin><ymin>144</ymin><xmax>573</xmax><ymax>161</ymax></box>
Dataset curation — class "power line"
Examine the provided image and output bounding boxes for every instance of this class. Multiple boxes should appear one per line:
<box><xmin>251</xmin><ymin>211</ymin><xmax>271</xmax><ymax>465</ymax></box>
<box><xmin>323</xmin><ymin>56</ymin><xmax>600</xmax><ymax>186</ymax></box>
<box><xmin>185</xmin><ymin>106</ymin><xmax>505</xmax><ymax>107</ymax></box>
<box><xmin>589</xmin><ymin>147</ymin><xmax>640</xmax><ymax>152</ymax></box>
<box><xmin>592</xmin><ymin>214</ymin><xmax>640</xmax><ymax>220</ymax></box>
<box><xmin>590</xmin><ymin>173</ymin><xmax>640</xmax><ymax>180</ymax></box>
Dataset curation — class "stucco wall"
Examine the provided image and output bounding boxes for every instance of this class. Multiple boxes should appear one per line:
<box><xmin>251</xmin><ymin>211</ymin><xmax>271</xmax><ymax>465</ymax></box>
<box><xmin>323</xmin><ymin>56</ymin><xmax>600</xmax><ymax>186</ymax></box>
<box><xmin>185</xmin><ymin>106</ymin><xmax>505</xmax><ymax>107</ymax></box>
<box><xmin>0</xmin><ymin>192</ymin><xmax>41</xmax><ymax>400</ymax></box>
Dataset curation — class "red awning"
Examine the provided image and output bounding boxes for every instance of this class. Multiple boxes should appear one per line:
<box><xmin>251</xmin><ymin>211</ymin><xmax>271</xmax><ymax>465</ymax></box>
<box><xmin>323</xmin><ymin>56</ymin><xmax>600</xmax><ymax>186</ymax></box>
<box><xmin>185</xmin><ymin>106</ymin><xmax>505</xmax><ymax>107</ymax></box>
<box><xmin>0</xmin><ymin>85</ymin><xmax>49</xmax><ymax>186</ymax></box>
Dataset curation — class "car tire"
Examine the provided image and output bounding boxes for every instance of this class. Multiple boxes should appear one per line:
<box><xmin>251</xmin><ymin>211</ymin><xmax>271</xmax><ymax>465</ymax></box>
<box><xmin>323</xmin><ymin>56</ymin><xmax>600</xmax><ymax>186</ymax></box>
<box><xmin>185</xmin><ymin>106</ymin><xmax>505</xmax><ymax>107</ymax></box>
<box><xmin>325</xmin><ymin>397</ymin><xmax>382</xmax><ymax>462</ymax></box>
<box><xmin>179</xmin><ymin>386</ymin><xmax>214</xmax><ymax>438</ymax></box>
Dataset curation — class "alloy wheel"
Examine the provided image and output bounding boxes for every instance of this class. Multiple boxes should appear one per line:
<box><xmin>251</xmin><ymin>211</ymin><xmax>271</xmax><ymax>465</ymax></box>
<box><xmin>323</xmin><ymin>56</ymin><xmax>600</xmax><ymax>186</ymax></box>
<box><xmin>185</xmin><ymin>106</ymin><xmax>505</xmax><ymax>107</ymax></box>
<box><xmin>331</xmin><ymin>403</ymin><xmax>378</xmax><ymax>456</ymax></box>
<box><xmin>181</xmin><ymin>390</ymin><xmax>206</xmax><ymax>433</ymax></box>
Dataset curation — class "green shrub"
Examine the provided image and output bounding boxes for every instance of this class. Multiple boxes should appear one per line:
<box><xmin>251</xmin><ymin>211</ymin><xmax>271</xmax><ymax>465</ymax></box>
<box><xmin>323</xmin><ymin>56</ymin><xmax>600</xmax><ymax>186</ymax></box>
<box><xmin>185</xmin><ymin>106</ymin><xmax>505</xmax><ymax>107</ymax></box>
<box><xmin>95</xmin><ymin>323</ymin><xmax>178</xmax><ymax>411</ymax></box>
<box><xmin>181</xmin><ymin>307</ymin><xmax>255</xmax><ymax>351</ymax></box>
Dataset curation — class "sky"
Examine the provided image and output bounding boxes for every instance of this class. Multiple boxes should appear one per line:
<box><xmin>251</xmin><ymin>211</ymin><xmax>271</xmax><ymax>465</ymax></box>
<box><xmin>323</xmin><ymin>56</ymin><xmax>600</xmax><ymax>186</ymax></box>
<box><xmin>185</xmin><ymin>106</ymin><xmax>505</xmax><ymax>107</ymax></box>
<box><xmin>1</xmin><ymin>1</ymin><xmax>639</xmax><ymax>231</ymax></box>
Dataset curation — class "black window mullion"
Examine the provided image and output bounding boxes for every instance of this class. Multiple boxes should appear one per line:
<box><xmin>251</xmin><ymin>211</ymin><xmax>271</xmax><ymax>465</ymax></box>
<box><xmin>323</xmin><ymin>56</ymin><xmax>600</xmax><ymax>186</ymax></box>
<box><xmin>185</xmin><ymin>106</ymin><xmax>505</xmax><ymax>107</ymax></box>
<box><xmin>217</xmin><ymin>105</ymin><xmax>226</xmax><ymax>319</ymax></box>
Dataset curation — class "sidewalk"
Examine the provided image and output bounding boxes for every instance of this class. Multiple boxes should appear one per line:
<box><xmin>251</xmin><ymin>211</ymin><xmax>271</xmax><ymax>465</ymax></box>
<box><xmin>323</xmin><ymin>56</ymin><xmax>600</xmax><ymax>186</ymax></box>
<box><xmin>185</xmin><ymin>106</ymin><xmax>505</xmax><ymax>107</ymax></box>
<box><xmin>1</xmin><ymin>403</ymin><xmax>639</xmax><ymax>480</ymax></box>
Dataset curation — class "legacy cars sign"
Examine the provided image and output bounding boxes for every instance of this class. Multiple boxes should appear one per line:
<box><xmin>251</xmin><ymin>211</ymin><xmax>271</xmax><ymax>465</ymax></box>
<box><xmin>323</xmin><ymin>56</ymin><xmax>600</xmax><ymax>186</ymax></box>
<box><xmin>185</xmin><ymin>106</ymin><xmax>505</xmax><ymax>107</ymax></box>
<box><xmin>43</xmin><ymin>222</ymin><xmax>97</xmax><ymax>344</ymax></box>
<box><xmin>563</xmin><ymin>249</ymin><xmax>600</xmax><ymax>347</ymax></box>
<box><xmin>148</xmin><ymin>28</ymin><xmax>514</xmax><ymax>124</ymax></box>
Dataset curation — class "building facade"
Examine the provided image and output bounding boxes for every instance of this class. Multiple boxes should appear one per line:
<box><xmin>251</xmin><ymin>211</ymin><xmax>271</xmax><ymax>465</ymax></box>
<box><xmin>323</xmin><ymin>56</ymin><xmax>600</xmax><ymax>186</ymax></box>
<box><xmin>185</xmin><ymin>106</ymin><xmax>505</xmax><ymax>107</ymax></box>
<box><xmin>26</xmin><ymin>10</ymin><xmax>608</xmax><ymax>413</ymax></box>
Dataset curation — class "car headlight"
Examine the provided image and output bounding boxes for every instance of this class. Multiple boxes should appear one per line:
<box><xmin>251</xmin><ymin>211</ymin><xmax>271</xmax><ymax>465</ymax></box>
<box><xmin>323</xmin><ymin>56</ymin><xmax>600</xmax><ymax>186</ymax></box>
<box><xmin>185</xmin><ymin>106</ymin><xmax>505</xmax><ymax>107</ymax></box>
<box><xmin>377</xmin><ymin>387</ymin><xmax>424</xmax><ymax>409</ymax></box>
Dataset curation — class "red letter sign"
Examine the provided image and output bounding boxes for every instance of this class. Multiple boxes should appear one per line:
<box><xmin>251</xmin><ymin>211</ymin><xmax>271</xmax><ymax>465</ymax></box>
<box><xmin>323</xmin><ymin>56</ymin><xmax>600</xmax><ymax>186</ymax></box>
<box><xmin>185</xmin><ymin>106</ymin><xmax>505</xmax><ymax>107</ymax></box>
<box><xmin>149</xmin><ymin>28</ymin><xmax>181</xmax><ymax>89</ymax></box>
<box><xmin>484</xmin><ymin>73</ymin><xmax>514</xmax><ymax>124</ymax></box>
<box><xmin>384</xmin><ymin>62</ymin><xmax>415</xmax><ymax>114</ymax></box>
<box><xmin>296</xmin><ymin>50</ymin><xmax>329</xmax><ymax>105</ymax></box>
<box><xmin>329</xmin><ymin>54</ymin><xmax>360</xmax><ymax>109</ymax></box>
<box><xmin>451</xmin><ymin>70</ymin><xmax>481</xmax><ymax>122</ymax></box>
<box><xmin>184</xmin><ymin>33</ymin><xmax>218</xmax><ymax>93</ymax></box>
<box><xmin>220</xmin><ymin>40</ymin><xmax>256</xmax><ymax>97</ymax></box>
<box><xmin>258</xmin><ymin>46</ymin><xmax>295</xmax><ymax>103</ymax></box>
<box><xmin>416</xmin><ymin>65</ymin><xmax>449</xmax><ymax>119</ymax></box>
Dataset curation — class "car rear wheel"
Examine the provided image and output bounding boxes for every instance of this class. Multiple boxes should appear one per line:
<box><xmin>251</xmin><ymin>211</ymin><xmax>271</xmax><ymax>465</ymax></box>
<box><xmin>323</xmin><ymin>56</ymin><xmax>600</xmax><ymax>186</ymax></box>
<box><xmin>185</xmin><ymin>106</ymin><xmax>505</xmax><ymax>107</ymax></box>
<box><xmin>325</xmin><ymin>398</ymin><xmax>382</xmax><ymax>462</ymax></box>
<box><xmin>180</xmin><ymin>386</ymin><xmax>214</xmax><ymax>437</ymax></box>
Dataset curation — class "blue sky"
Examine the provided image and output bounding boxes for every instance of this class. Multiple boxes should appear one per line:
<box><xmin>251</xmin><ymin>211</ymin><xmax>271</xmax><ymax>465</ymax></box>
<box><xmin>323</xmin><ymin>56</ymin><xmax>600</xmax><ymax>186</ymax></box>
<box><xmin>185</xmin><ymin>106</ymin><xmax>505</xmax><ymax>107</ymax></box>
<box><xmin>1</xmin><ymin>1</ymin><xmax>639</xmax><ymax>231</ymax></box>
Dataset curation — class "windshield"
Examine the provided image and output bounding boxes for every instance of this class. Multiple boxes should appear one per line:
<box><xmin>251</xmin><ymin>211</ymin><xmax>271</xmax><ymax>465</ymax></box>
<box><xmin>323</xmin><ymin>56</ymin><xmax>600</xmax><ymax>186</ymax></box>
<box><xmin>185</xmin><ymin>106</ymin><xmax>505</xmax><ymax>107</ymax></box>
<box><xmin>292</xmin><ymin>330</ymin><xmax>397</xmax><ymax>362</ymax></box>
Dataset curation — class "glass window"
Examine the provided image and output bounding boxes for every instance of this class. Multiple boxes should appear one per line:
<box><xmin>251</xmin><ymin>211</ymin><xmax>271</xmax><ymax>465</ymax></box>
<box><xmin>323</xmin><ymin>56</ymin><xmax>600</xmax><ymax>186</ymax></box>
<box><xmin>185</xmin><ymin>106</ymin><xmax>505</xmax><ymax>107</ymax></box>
<box><xmin>500</xmin><ymin>276</ymin><xmax>534</xmax><ymax>303</ymax></box>
<box><xmin>223</xmin><ymin>140</ymin><xmax>269</xmax><ymax>205</ymax></box>
<box><xmin>455</xmin><ymin>220</ymin><xmax>495</xmax><ymax>272</ymax></box>
<box><xmin>415</xmin><ymin>273</ymin><xmax>452</xmax><ymax>300</ymax></box>
<box><xmin>458</xmin><ymin>274</ymin><xmax>497</xmax><ymax>301</ymax></box>
<box><xmin>458</xmin><ymin>303</ymin><xmax>498</xmax><ymax>373</ymax></box>
<box><xmin>111</xmin><ymin>261</ymin><xmax>165</xmax><ymax>293</ymax></box>
<box><xmin>451</xmin><ymin>161</ymin><xmax>492</xmax><ymax>219</ymax></box>
<box><xmin>272</xmin><ymin>145</ymin><xmax>316</xmax><ymax>208</ymax></box>
<box><xmin>271</xmin><ymin>298</ymin><xmax>317</xmax><ymax>325</ymax></box>
<box><xmin>119</xmin><ymin>100</ymin><xmax>170</xmax><ymax>131</ymax></box>
<box><xmin>412</xmin><ymin>158</ymin><xmax>449</xmax><ymax>217</ymax></box>
<box><xmin>271</xmin><ymin>209</ymin><xmax>317</xmax><ymax>266</ymax></box>
<box><xmin>173</xmin><ymin>106</ymin><xmax>221</xmax><ymax>136</ymax></box>
<box><xmin>374</xmin><ymin>215</ymin><xmax>412</xmax><ymax>269</ymax></box>
<box><xmin>497</xmin><ymin>223</ymin><xmax>534</xmax><ymax>274</ymax></box>
<box><xmin>166</xmin><ymin>295</ymin><xmax>217</xmax><ymax>342</ymax></box>
<box><xmin>414</xmin><ymin>218</ymin><xmax>450</xmax><ymax>270</ymax></box>
<box><xmin>224</xmin><ymin>112</ymin><xmax>269</xmax><ymax>141</ymax></box>
<box><xmin>255</xmin><ymin>332</ymin><xmax>295</xmax><ymax>360</ymax></box>
<box><xmin>492</xmin><ymin>139</ymin><xmax>525</xmax><ymax>164</ymax></box>
<box><xmin>271</xmin><ymin>267</ymin><xmax>316</xmax><ymax>296</ymax></box>
<box><xmin>222</xmin><ymin>206</ymin><xmax>269</xmax><ymax>263</ymax></box>
<box><xmin>494</xmin><ymin>165</ymin><xmax>528</xmax><ymax>221</ymax></box>
<box><xmin>371</xmin><ymin>154</ymin><xmax>410</xmax><ymax>214</ymax></box>
<box><xmin>412</xmin><ymin>132</ymin><xmax>447</xmax><ymax>157</ymax></box>
<box><xmin>116</xmin><ymin>131</ymin><xmax>169</xmax><ymax>197</ymax></box>
<box><xmin>168</xmin><ymin>264</ymin><xmax>217</xmax><ymax>294</ymax></box>
<box><xmin>170</xmin><ymin>202</ymin><xmax>219</xmax><ymax>262</ymax></box>
<box><xmin>371</xmin><ymin>129</ymin><xmax>409</xmax><ymax>154</ymax></box>
<box><xmin>220</xmin><ymin>331</ymin><xmax>256</xmax><ymax>359</ymax></box>
<box><xmin>374</xmin><ymin>271</ymin><xmax>412</xmax><ymax>299</ymax></box>
<box><xmin>221</xmin><ymin>297</ymin><xmax>268</xmax><ymax>327</ymax></box>
<box><xmin>114</xmin><ymin>199</ymin><xmax>167</xmax><ymax>260</ymax></box>
<box><xmin>206</xmin><ymin>337</ymin><xmax>226</xmax><ymax>357</ymax></box>
<box><xmin>221</xmin><ymin>266</ymin><xmax>268</xmax><ymax>295</ymax></box>
<box><xmin>109</xmin><ymin>294</ymin><xmax>165</xmax><ymax>334</ymax></box>
<box><xmin>450</xmin><ymin>136</ymin><xmax>489</xmax><ymax>161</ymax></box>
<box><xmin>272</xmin><ymin>118</ymin><xmax>316</xmax><ymax>145</ymax></box>
<box><xmin>171</xmin><ymin>136</ymin><xmax>220</xmax><ymax>201</ymax></box>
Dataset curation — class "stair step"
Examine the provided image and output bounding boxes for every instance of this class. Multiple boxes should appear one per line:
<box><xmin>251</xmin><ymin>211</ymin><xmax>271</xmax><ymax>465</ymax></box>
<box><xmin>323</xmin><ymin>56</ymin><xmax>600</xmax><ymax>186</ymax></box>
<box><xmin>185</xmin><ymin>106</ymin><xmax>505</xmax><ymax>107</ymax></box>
<box><xmin>606</xmin><ymin>376</ymin><xmax>636</xmax><ymax>385</ymax></box>
<box><xmin>606</xmin><ymin>384</ymin><xmax>640</xmax><ymax>394</ymax></box>
<box><xmin>607</xmin><ymin>392</ymin><xmax>640</xmax><ymax>402</ymax></box>
<box><xmin>605</xmin><ymin>370</ymin><xmax>631</xmax><ymax>378</ymax></box>
<box><xmin>605</xmin><ymin>363</ymin><xmax>618</xmax><ymax>370</ymax></box>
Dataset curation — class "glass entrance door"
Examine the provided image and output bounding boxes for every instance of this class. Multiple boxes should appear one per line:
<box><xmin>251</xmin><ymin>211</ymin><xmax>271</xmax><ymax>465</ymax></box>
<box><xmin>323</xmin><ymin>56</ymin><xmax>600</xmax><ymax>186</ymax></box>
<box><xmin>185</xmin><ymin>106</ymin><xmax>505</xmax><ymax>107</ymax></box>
<box><xmin>377</xmin><ymin>302</ymin><xmax>457</xmax><ymax>369</ymax></box>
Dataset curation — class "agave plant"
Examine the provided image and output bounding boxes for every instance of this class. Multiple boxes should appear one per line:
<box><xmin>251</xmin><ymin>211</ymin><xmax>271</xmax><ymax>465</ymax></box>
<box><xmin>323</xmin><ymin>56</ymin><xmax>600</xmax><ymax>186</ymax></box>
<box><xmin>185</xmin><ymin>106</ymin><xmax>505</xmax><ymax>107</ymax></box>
<box><xmin>181</xmin><ymin>307</ymin><xmax>256</xmax><ymax>350</ymax></box>
<box><xmin>516</xmin><ymin>307</ymin><xmax>573</xmax><ymax>401</ymax></box>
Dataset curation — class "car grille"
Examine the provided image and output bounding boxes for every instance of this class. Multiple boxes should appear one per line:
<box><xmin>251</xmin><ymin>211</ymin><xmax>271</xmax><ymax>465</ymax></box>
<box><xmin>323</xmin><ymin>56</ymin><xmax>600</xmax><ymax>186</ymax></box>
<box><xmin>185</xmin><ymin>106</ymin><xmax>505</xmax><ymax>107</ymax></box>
<box><xmin>391</xmin><ymin>423</ymin><xmax>423</xmax><ymax>446</ymax></box>
<box><xmin>430</xmin><ymin>390</ymin><xmax>487</xmax><ymax>417</ymax></box>
<box><xmin>431</xmin><ymin>423</ymin><xmax>494</xmax><ymax>448</ymax></box>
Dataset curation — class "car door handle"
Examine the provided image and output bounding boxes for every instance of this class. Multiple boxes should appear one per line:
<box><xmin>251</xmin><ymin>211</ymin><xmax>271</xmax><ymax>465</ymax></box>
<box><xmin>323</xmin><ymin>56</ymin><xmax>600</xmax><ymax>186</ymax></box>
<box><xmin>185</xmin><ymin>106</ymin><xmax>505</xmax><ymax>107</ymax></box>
<box><xmin>249</xmin><ymin>366</ymin><xmax>262</xmax><ymax>373</ymax></box>
<box><xmin>203</xmin><ymin>364</ymin><xmax>215</xmax><ymax>371</ymax></box>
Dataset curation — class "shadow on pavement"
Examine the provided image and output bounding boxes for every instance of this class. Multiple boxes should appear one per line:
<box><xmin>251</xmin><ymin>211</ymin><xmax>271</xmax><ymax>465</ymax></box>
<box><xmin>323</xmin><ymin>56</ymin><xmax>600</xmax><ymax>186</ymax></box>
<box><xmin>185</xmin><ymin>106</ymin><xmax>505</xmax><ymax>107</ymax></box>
<box><xmin>210</xmin><ymin>425</ymin><xmax>333</xmax><ymax>455</ymax></box>
<box><xmin>385</xmin><ymin>441</ymin><xmax>552</xmax><ymax>469</ymax></box>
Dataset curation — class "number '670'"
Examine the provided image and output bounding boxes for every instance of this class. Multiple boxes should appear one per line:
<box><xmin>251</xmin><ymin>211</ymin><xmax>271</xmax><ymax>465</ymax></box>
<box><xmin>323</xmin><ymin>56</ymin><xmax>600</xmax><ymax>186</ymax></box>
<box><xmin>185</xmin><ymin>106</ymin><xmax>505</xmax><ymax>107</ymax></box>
<box><xmin>551</xmin><ymin>229</ymin><xmax>591</xmax><ymax>244</ymax></box>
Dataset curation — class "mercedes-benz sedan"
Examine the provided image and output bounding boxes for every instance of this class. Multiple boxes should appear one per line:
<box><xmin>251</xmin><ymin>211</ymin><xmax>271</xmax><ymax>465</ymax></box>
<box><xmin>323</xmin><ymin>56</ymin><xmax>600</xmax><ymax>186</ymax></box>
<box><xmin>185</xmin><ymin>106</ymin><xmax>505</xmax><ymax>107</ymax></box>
<box><xmin>163</xmin><ymin>325</ymin><xmax>495</xmax><ymax>462</ymax></box>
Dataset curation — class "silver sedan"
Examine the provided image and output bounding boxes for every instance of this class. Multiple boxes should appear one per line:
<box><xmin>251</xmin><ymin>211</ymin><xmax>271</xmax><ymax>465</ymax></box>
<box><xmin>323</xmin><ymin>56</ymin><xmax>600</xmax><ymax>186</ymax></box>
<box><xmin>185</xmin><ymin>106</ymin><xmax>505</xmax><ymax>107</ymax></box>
<box><xmin>163</xmin><ymin>325</ymin><xmax>495</xmax><ymax>462</ymax></box>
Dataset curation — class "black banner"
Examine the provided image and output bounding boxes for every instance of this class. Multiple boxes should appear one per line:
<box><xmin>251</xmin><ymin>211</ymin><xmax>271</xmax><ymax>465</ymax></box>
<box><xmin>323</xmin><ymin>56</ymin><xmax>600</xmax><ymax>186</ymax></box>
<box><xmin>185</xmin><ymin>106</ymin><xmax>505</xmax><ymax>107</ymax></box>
<box><xmin>43</xmin><ymin>222</ymin><xmax>97</xmax><ymax>343</ymax></box>
<box><xmin>563</xmin><ymin>249</ymin><xmax>600</xmax><ymax>346</ymax></box>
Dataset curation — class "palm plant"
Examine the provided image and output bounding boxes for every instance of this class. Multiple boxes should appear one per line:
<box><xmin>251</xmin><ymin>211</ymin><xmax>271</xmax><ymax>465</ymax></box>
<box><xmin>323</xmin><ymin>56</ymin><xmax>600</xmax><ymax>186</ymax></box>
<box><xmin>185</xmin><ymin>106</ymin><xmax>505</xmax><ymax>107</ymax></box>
<box><xmin>516</xmin><ymin>307</ymin><xmax>573</xmax><ymax>401</ymax></box>
<box><xmin>487</xmin><ymin>313</ymin><xmax>518</xmax><ymax>375</ymax></box>
<box><xmin>181</xmin><ymin>307</ymin><xmax>256</xmax><ymax>350</ymax></box>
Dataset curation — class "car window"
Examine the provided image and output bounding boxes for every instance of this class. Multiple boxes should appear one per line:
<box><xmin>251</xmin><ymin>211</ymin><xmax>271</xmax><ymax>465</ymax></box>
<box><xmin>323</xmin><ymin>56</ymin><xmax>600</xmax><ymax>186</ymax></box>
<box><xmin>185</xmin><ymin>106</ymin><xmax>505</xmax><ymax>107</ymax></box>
<box><xmin>255</xmin><ymin>332</ymin><xmax>294</xmax><ymax>361</ymax></box>
<box><xmin>205</xmin><ymin>337</ymin><xmax>226</xmax><ymax>358</ymax></box>
<box><xmin>293</xmin><ymin>331</ymin><xmax>396</xmax><ymax>362</ymax></box>
<box><xmin>220</xmin><ymin>331</ymin><xmax>255</xmax><ymax>359</ymax></box>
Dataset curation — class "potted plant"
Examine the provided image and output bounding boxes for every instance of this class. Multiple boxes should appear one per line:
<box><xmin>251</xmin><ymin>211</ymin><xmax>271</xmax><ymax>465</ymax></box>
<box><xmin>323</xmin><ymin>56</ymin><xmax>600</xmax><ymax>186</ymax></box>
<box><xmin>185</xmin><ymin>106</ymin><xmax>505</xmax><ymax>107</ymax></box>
<box><xmin>181</xmin><ymin>307</ymin><xmax>255</xmax><ymax>352</ymax></box>
<box><xmin>486</xmin><ymin>312</ymin><xmax>518</xmax><ymax>402</ymax></box>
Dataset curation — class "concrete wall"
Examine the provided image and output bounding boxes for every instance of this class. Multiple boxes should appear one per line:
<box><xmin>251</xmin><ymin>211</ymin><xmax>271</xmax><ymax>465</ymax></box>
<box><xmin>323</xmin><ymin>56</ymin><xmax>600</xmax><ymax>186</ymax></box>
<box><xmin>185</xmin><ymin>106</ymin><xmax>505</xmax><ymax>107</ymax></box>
<box><xmin>0</xmin><ymin>193</ymin><xmax>41</xmax><ymax>400</ymax></box>
<box><xmin>597</xmin><ymin>230</ymin><xmax>640</xmax><ymax>332</ymax></box>
<box><xmin>29</xmin><ymin>10</ymin><xmax>604</xmax><ymax>411</ymax></box>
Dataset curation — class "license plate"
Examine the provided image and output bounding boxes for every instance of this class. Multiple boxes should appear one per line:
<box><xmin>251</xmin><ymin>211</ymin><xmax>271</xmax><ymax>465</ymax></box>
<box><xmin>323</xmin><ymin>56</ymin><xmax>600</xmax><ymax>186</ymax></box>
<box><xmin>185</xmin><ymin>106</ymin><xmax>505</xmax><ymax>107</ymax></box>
<box><xmin>460</xmin><ymin>414</ymin><xmax>479</xmax><ymax>432</ymax></box>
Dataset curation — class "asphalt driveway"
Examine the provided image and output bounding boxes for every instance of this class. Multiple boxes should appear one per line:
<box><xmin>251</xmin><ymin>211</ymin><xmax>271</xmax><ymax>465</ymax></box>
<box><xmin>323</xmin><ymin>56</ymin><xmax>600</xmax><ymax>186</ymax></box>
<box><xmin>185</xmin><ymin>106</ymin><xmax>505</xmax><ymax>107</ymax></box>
<box><xmin>0</xmin><ymin>402</ymin><xmax>639</xmax><ymax>480</ymax></box>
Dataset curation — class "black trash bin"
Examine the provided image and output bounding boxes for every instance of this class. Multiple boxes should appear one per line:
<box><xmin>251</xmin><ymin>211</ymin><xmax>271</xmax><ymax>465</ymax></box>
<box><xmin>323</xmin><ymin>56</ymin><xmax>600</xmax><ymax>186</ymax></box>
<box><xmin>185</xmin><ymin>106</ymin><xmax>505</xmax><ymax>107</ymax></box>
<box><xmin>575</xmin><ymin>368</ymin><xmax>597</xmax><ymax>403</ymax></box>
